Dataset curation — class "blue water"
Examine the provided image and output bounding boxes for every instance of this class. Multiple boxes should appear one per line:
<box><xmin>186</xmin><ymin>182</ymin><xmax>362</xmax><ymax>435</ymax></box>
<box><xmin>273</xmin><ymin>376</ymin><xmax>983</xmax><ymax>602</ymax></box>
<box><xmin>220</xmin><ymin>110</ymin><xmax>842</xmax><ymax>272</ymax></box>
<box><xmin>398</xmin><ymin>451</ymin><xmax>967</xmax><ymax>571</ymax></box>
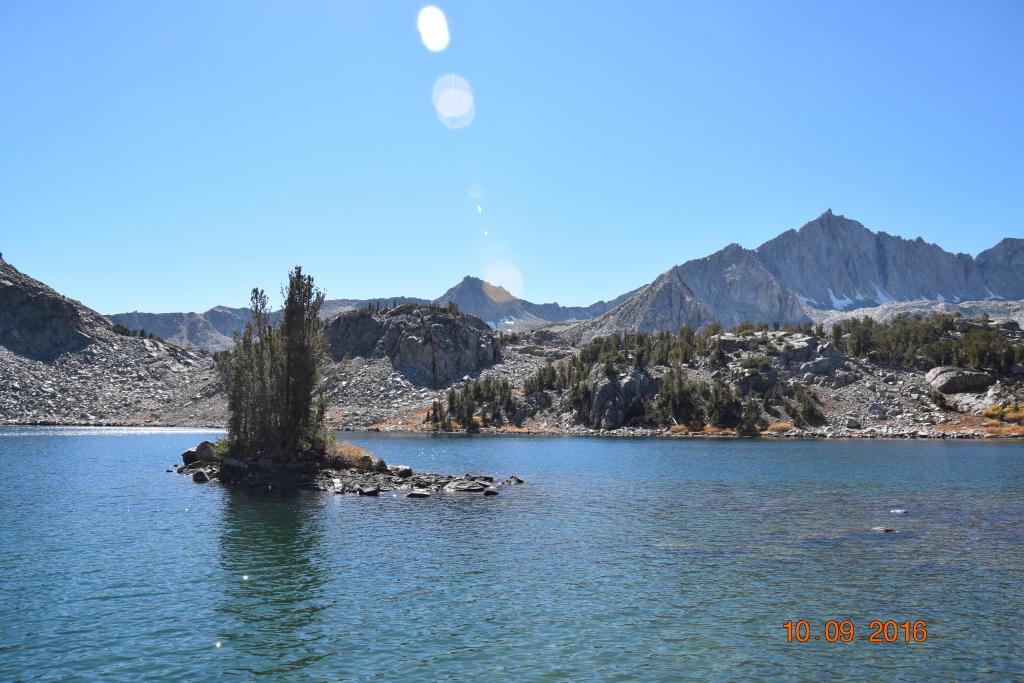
<box><xmin>1</xmin><ymin>428</ymin><xmax>1022</xmax><ymax>681</ymax></box>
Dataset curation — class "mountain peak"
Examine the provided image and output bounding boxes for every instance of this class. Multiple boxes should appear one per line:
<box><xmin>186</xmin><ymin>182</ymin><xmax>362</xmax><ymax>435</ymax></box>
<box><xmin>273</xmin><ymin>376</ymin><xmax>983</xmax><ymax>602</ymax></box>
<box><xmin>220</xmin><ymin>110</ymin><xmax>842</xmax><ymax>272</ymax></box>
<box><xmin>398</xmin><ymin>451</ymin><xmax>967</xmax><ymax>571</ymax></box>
<box><xmin>448</xmin><ymin>275</ymin><xmax>515</xmax><ymax>302</ymax></box>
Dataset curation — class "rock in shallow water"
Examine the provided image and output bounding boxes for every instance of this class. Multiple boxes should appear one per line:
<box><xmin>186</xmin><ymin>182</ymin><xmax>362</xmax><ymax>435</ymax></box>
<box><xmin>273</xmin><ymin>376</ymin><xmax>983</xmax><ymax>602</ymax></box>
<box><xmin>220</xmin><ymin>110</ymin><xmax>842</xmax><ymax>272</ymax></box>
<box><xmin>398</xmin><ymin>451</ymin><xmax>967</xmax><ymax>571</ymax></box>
<box><xmin>444</xmin><ymin>479</ymin><xmax>488</xmax><ymax>492</ymax></box>
<box><xmin>192</xmin><ymin>470</ymin><xmax>210</xmax><ymax>483</ymax></box>
<box><xmin>406</xmin><ymin>489</ymin><xmax>432</xmax><ymax>498</ymax></box>
<box><xmin>483</xmin><ymin>487</ymin><xmax>499</xmax><ymax>496</ymax></box>
<box><xmin>506</xmin><ymin>475</ymin><xmax>525</xmax><ymax>485</ymax></box>
<box><xmin>182</xmin><ymin>440</ymin><xmax>218</xmax><ymax>466</ymax></box>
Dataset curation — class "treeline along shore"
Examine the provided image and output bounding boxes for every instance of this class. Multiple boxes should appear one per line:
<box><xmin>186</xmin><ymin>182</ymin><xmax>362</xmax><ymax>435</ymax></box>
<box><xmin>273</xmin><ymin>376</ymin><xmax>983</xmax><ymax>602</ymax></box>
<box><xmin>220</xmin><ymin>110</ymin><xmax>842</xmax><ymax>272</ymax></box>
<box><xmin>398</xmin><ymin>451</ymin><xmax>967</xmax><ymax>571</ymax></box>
<box><xmin>2</xmin><ymin>257</ymin><xmax>1024</xmax><ymax>439</ymax></box>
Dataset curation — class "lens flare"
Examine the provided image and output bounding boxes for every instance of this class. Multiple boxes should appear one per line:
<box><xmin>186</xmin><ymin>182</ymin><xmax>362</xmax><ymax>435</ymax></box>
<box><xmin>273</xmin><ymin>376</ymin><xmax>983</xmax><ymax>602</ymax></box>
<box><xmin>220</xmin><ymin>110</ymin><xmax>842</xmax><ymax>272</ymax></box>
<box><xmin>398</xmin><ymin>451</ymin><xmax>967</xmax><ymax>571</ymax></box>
<box><xmin>417</xmin><ymin>6</ymin><xmax>450</xmax><ymax>52</ymax></box>
<box><xmin>483</xmin><ymin>261</ymin><xmax>524</xmax><ymax>298</ymax></box>
<box><xmin>432</xmin><ymin>74</ymin><xmax>475</xmax><ymax>129</ymax></box>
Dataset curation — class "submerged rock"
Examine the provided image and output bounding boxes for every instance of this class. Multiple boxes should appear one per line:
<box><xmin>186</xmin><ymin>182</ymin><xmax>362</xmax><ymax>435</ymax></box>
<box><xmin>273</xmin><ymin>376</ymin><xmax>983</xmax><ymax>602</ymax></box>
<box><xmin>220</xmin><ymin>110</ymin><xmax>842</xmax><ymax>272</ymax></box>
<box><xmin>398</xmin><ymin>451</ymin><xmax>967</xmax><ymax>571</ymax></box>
<box><xmin>483</xmin><ymin>487</ymin><xmax>499</xmax><ymax>496</ymax></box>
<box><xmin>444</xmin><ymin>479</ymin><xmax>488</xmax><ymax>493</ymax></box>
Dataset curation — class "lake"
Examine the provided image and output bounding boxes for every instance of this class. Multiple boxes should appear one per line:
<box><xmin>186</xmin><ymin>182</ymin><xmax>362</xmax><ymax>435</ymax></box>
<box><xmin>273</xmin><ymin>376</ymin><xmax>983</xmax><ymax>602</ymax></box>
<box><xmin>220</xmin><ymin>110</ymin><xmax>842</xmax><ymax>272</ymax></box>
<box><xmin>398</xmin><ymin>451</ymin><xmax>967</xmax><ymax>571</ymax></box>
<box><xmin>1</xmin><ymin>428</ymin><xmax>1022</xmax><ymax>680</ymax></box>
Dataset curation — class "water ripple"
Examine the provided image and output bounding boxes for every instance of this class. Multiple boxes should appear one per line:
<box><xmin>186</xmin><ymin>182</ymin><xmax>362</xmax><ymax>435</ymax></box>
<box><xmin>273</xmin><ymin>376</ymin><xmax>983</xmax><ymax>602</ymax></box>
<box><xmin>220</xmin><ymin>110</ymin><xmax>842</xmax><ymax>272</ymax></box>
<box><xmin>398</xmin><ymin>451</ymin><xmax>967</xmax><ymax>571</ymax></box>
<box><xmin>0</xmin><ymin>429</ymin><xmax>1021</xmax><ymax>679</ymax></box>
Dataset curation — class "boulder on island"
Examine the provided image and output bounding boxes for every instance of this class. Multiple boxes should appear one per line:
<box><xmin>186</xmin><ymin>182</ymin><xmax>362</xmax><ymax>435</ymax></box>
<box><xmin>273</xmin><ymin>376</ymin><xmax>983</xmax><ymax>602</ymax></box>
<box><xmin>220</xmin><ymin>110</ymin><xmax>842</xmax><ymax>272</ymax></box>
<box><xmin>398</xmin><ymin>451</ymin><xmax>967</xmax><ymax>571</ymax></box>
<box><xmin>390</xmin><ymin>465</ymin><xmax>413</xmax><ymax>478</ymax></box>
<box><xmin>181</xmin><ymin>440</ymin><xmax>218</xmax><ymax>466</ymax></box>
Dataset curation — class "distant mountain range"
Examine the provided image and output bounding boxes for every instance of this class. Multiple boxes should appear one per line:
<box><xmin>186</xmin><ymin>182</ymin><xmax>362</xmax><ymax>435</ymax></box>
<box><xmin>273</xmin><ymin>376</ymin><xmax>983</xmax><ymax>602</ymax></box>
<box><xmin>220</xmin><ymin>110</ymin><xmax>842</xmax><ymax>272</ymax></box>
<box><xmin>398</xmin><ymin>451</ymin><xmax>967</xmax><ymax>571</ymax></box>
<box><xmin>89</xmin><ymin>208</ymin><xmax>1024</xmax><ymax>350</ymax></box>
<box><xmin>434</xmin><ymin>276</ymin><xmax>638</xmax><ymax>329</ymax></box>
<box><xmin>108</xmin><ymin>278</ymin><xmax>637</xmax><ymax>351</ymax></box>
<box><xmin>108</xmin><ymin>298</ymin><xmax>431</xmax><ymax>352</ymax></box>
<box><xmin>571</xmin><ymin>210</ymin><xmax>1023</xmax><ymax>339</ymax></box>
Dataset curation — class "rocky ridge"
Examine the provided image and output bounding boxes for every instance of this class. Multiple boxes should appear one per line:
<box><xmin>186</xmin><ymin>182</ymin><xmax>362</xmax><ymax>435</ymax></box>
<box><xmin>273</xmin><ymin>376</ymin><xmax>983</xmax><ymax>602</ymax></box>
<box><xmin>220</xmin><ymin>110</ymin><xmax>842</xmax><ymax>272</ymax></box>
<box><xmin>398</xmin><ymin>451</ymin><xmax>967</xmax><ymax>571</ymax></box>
<box><xmin>755</xmin><ymin>210</ymin><xmax>995</xmax><ymax>308</ymax></box>
<box><xmin>808</xmin><ymin>299</ymin><xmax>1024</xmax><ymax>330</ymax></box>
<box><xmin>323</xmin><ymin>303</ymin><xmax>502</xmax><ymax>387</ymax></box>
<box><xmin>433</xmin><ymin>276</ymin><xmax>638</xmax><ymax>331</ymax></box>
<box><xmin>463</xmin><ymin>323</ymin><xmax>1024</xmax><ymax>440</ymax></box>
<box><xmin>568</xmin><ymin>210</ymin><xmax>1023</xmax><ymax>341</ymax></box>
<box><xmin>109</xmin><ymin>277</ymin><xmax>637</xmax><ymax>352</ymax></box>
<box><xmin>1</xmin><ymin>260</ymin><xmax>110</xmax><ymax>361</ymax></box>
<box><xmin>108</xmin><ymin>297</ymin><xmax>431</xmax><ymax>352</ymax></box>
<box><xmin>0</xmin><ymin>260</ymin><xmax>223</xmax><ymax>425</ymax></box>
<box><xmin>106</xmin><ymin>210</ymin><xmax>1023</xmax><ymax>351</ymax></box>
<box><xmin>321</xmin><ymin>330</ymin><xmax>571</xmax><ymax>429</ymax></box>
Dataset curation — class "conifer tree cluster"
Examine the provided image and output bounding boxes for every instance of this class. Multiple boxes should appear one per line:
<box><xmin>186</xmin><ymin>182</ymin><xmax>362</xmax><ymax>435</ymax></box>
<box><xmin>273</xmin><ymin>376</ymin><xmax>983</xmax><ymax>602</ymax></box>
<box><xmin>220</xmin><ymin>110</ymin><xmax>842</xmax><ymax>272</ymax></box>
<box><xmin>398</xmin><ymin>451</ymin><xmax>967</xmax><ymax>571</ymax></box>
<box><xmin>829</xmin><ymin>313</ymin><xmax>1022</xmax><ymax>371</ymax></box>
<box><xmin>441</xmin><ymin>312</ymin><xmax>1020</xmax><ymax>433</ymax></box>
<box><xmin>425</xmin><ymin>377</ymin><xmax>515</xmax><ymax>432</ymax></box>
<box><xmin>110</xmin><ymin>323</ymin><xmax>163</xmax><ymax>342</ymax></box>
<box><xmin>216</xmin><ymin>267</ymin><xmax>328</xmax><ymax>458</ymax></box>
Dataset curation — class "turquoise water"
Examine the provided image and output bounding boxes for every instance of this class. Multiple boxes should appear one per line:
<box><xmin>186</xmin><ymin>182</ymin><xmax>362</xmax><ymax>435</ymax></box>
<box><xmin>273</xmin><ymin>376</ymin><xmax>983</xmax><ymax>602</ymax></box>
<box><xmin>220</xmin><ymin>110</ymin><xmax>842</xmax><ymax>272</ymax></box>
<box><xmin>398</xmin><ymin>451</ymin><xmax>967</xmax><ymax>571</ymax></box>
<box><xmin>1</xmin><ymin>428</ymin><xmax>1022</xmax><ymax>680</ymax></box>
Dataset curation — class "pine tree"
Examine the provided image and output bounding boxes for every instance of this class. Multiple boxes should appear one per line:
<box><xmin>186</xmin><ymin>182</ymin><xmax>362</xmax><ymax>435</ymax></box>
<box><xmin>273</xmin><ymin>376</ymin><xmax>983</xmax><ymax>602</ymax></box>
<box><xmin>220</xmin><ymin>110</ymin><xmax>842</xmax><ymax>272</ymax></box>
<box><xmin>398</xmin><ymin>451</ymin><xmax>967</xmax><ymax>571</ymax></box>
<box><xmin>218</xmin><ymin>267</ymin><xmax>328</xmax><ymax>462</ymax></box>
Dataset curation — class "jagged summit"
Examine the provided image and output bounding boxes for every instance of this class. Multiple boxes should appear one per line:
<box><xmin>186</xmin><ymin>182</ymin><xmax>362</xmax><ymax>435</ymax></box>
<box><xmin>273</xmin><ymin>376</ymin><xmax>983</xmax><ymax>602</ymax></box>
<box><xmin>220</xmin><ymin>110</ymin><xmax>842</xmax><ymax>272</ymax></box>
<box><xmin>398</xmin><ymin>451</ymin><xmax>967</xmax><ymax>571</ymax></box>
<box><xmin>433</xmin><ymin>275</ymin><xmax>637</xmax><ymax>332</ymax></box>
<box><xmin>83</xmin><ymin>209</ymin><xmax>1024</xmax><ymax>349</ymax></box>
<box><xmin>755</xmin><ymin>212</ymin><xmax>991</xmax><ymax>308</ymax></box>
<box><xmin>977</xmin><ymin>237</ymin><xmax>1024</xmax><ymax>299</ymax></box>
<box><xmin>439</xmin><ymin>276</ymin><xmax>517</xmax><ymax>305</ymax></box>
<box><xmin>569</xmin><ymin>210</ymin><xmax>1023</xmax><ymax>340</ymax></box>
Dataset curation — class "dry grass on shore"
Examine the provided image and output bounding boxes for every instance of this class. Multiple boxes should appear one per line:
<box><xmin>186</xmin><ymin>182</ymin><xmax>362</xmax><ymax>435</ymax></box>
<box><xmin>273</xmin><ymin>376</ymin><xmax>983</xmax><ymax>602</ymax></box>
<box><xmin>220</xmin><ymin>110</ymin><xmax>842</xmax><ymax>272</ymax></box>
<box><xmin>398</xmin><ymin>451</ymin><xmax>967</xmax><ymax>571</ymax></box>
<box><xmin>326</xmin><ymin>442</ymin><xmax>376</xmax><ymax>469</ymax></box>
<box><xmin>981</xmin><ymin>424</ymin><xmax>1024</xmax><ymax>437</ymax></box>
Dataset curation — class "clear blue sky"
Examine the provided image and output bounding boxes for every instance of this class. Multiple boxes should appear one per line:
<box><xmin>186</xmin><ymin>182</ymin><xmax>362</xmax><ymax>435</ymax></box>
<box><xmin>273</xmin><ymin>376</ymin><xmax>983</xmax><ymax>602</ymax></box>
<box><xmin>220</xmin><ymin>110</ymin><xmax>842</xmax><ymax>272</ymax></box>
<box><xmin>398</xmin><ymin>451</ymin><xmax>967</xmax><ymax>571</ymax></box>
<box><xmin>2</xmin><ymin>1</ymin><xmax>1021</xmax><ymax>313</ymax></box>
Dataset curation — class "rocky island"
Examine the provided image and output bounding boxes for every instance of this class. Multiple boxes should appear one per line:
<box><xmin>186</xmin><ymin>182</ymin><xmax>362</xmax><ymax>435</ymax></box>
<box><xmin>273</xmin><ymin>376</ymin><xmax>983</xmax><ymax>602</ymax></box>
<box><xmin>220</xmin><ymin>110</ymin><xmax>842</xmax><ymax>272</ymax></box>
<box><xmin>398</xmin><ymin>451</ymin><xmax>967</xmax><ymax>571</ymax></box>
<box><xmin>168</xmin><ymin>267</ymin><xmax>513</xmax><ymax>497</ymax></box>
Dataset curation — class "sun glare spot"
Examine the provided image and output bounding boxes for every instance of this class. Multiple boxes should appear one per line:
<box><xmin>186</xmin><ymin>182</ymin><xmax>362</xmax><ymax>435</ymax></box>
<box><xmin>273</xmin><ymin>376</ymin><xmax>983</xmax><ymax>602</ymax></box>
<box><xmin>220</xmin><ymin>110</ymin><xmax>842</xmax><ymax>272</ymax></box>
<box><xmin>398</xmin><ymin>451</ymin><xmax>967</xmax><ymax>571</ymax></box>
<box><xmin>483</xmin><ymin>230</ymin><xmax>489</xmax><ymax>237</ymax></box>
<box><xmin>417</xmin><ymin>6</ymin><xmax>450</xmax><ymax>52</ymax></box>
<box><xmin>483</xmin><ymin>261</ymin><xmax>524</xmax><ymax>298</ymax></box>
<box><xmin>432</xmin><ymin>74</ymin><xmax>474</xmax><ymax>129</ymax></box>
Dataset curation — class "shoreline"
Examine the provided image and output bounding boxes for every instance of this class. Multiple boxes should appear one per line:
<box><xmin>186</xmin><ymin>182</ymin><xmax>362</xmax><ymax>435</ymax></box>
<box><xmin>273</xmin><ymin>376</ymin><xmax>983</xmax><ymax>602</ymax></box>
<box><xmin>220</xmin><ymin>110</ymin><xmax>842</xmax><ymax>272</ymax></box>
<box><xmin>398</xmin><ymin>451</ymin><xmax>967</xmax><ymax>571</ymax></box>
<box><xmin>3</xmin><ymin>419</ymin><xmax>1021</xmax><ymax>440</ymax></box>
